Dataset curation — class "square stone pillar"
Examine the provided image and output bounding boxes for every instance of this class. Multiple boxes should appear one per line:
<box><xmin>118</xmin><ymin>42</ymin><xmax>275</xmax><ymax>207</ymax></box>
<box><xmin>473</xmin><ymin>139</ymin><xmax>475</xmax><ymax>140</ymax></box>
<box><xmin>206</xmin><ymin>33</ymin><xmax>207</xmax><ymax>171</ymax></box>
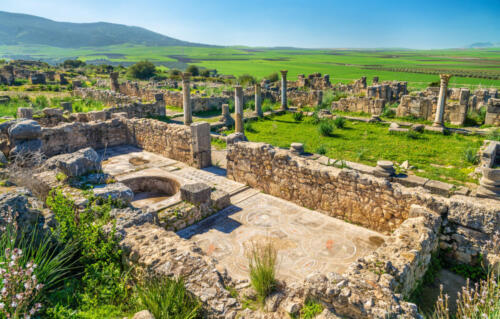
<box><xmin>182</xmin><ymin>73</ymin><xmax>192</xmax><ymax>125</ymax></box>
<box><xmin>255</xmin><ymin>84</ymin><xmax>262</xmax><ymax>117</ymax></box>
<box><xmin>433</xmin><ymin>74</ymin><xmax>452</xmax><ymax>127</ymax></box>
<box><xmin>190</xmin><ymin>122</ymin><xmax>211</xmax><ymax>168</ymax></box>
<box><xmin>280</xmin><ymin>70</ymin><xmax>288</xmax><ymax>110</ymax></box>
<box><xmin>110</xmin><ymin>72</ymin><xmax>119</xmax><ymax>92</ymax></box>
<box><xmin>234</xmin><ymin>85</ymin><xmax>244</xmax><ymax>133</ymax></box>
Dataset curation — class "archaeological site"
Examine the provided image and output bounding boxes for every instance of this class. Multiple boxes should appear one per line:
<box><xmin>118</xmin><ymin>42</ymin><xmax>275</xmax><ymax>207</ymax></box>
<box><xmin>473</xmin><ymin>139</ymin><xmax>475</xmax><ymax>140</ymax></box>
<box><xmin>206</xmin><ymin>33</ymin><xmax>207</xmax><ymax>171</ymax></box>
<box><xmin>0</xmin><ymin>5</ymin><xmax>499</xmax><ymax>319</ymax></box>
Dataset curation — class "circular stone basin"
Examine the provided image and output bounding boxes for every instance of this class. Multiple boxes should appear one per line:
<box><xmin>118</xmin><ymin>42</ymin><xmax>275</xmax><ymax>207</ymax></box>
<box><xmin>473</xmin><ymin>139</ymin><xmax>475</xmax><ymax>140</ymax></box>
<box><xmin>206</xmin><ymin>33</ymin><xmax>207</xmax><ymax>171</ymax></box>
<box><xmin>121</xmin><ymin>176</ymin><xmax>180</xmax><ymax>208</ymax></box>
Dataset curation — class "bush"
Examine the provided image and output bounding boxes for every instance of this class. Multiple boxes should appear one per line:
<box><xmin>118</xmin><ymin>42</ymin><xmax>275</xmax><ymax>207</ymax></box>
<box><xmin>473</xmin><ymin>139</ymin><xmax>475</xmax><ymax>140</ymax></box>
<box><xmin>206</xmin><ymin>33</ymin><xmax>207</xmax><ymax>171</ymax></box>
<box><xmin>137</xmin><ymin>277</ymin><xmax>202</xmax><ymax>319</ymax></box>
<box><xmin>127</xmin><ymin>60</ymin><xmax>156</xmax><ymax>80</ymax></box>
<box><xmin>200</xmin><ymin>69</ymin><xmax>210</xmax><ymax>77</ymax></box>
<box><xmin>265</xmin><ymin>72</ymin><xmax>279</xmax><ymax>83</ymax></box>
<box><xmin>463</xmin><ymin>147</ymin><xmax>479</xmax><ymax>165</ymax></box>
<box><xmin>33</xmin><ymin>96</ymin><xmax>49</xmax><ymax>109</ymax></box>
<box><xmin>316</xmin><ymin>145</ymin><xmax>327</xmax><ymax>155</ymax></box>
<box><xmin>63</xmin><ymin>60</ymin><xmax>86</xmax><ymax>69</ymax></box>
<box><xmin>238</xmin><ymin>74</ymin><xmax>256</xmax><ymax>86</ymax></box>
<box><xmin>381</xmin><ymin>107</ymin><xmax>396</xmax><ymax>118</ymax></box>
<box><xmin>406</xmin><ymin>130</ymin><xmax>421</xmax><ymax>140</ymax></box>
<box><xmin>248</xmin><ymin>241</ymin><xmax>277</xmax><ymax>304</ymax></box>
<box><xmin>261</xmin><ymin>99</ymin><xmax>275</xmax><ymax>113</ymax></box>
<box><xmin>333</xmin><ymin>116</ymin><xmax>346</xmax><ymax>129</ymax></box>
<box><xmin>318</xmin><ymin>120</ymin><xmax>334</xmax><ymax>137</ymax></box>
<box><xmin>293</xmin><ymin>112</ymin><xmax>304</xmax><ymax>122</ymax></box>
<box><xmin>186</xmin><ymin>65</ymin><xmax>199</xmax><ymax>76</ymax></box>
<box><xmin>465</xmin><ymin>106</ymin><xmax>486</xmax><ymax>126</ymax></box>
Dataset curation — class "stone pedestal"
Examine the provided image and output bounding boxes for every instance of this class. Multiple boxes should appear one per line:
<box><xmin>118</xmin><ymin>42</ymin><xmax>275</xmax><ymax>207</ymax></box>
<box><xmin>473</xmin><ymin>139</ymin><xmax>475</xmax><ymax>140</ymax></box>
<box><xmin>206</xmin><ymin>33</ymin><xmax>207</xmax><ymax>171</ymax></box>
<box><xmin>182</xmin><ymin>73</ymin><xmax>192</xmax><ymax>125</ymax></box>
<box><xmin>17</xmin><ymin>108</ymin><xmax>33</xmax><ymax>119</ymax></box>
<box><xmin>280</xmin><ymin>70</ymin><xmax>288</xmax><ymax>110</ymax></box>
<box><xmin>477</xmin><ymin>167</ymin><xmax>500</xmax><ymax>199</ymax></box>
<box><xmin>234</xmin><ymin>86</ymin><xmax>244</xmax><ymax>134</ymax></box>
<box><xmin>373</xmin><ymin>161</ymin><xmax>395</xmax><ymax>178</ymax></box>
<box><xmin>255</xmin><ymin>84</ymin><xmax>262</xmax><ymax>117</ymax></box>
<box><xmin>220</xmin><ymin>104</ymin><xmax>234</xmax><ymax>126</ymax></box>
<box><xmin>433</xmin><ymin>74</ymin><xmax>452</xmax><ymax>127</ymax></box>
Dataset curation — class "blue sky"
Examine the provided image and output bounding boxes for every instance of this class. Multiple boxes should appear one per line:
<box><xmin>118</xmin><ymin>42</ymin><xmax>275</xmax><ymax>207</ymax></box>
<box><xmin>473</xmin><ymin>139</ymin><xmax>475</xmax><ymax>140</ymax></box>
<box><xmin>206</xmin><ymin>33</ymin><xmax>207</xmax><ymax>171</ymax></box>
<box><xmin>2</xmin><ymin>0</ymin><xmax>499</xmax><ymax>49</ymax></box>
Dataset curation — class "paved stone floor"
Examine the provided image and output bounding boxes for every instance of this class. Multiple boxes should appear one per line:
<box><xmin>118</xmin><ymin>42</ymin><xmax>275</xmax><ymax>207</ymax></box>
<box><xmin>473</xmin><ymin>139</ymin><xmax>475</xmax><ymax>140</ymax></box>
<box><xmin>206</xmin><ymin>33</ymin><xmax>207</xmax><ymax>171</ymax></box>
<box><xmin>100</xmin><ymin>146</ymin><xmax>387</xmax><ymax>283</ymax></box>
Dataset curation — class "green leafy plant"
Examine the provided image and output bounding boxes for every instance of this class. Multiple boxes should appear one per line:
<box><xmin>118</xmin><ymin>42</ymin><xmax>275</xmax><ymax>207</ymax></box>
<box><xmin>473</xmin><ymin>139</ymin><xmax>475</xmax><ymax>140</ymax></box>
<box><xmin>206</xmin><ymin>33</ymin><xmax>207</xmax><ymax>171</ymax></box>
<box><xmin>300</xmin><ymin>298</ymin><xmax>323</xmax><ymax>319</ymax></box>
<box><xmin>247</xmin><ymin>240</ymin><xmax>278</xmax><ymax>304</ymax></box>
<box><xmin>245</xmin><ymin>121</ymin><xmax>256</xmax><ymax>133</ymax></box>
<box><xmin>137</xmin><ymin>277</ymin><xmax>202</xmax><ymax>319</ymax></box>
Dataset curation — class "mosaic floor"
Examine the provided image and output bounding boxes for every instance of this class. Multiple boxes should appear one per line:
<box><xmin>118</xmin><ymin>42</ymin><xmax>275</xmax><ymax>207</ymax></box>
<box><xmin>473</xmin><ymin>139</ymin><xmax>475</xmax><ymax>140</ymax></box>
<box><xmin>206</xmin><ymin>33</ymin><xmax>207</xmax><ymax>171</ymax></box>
<box><xmin>100</xmin><ymin>146</ymin><xmax>386</xmax><ymax>282</ymax></box>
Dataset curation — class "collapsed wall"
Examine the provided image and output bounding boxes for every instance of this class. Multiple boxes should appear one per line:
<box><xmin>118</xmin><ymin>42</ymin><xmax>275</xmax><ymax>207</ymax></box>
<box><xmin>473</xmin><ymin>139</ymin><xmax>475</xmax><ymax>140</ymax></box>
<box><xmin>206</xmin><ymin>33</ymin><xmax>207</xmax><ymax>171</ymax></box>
<box><xmin>332</xmin><ymin>96</ymin><xmax>386</xmax><ymax>115</ymax></box>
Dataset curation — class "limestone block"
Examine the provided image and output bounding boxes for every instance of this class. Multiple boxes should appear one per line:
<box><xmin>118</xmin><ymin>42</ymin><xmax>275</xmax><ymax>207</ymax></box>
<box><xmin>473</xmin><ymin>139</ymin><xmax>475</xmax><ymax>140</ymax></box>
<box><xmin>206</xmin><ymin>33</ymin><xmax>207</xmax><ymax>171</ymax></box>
<box><xmin>181</xmin><ymin>183</ymin><xmax>211</xmax><ymax>205</ymax></box>
<box><xmin>93</xmin><ymin>183</ymin><xmax>134</xmax><ymax>204</ymax></box>
<box><xmin>42</xmin><ymin>108</ymin><xmax>63</xmax><ymax>117</ymax></box>
<box><xmin>423</xmin><ymin>180</ymin><xmax>454</xmax><ymax>196</ymax></box>
<box><xmin>190</xmin><ymin>122</ymin><xmax>211</xmax><ymax>153</ymax></box>
<box><xmin>10</xmin><ymin>139</ymin><xmax>42</xmax><ymax>157</ymax></box>
<box><xmin>8</xmin><ymin>120</ymin><xmax>41</xmax><ymax>140</ymax></box>
<box><xmin>17</xmin><ymin>108</ymin><xmax>33</xmax><ymax>119</ymax></box>
<box><xmin>210</xmin><ymin>189</ymin><xmax>231</xmax><ymax>210</ymax></box>
<box><xmin>45</xmin><ymin>147</ymin><xmax>101</xmax><ymax>177</ymax></box>
<box><xmin>290</xmin><ymin>143</ymin><xmax>304</xmax><ymax>155</ymax></box>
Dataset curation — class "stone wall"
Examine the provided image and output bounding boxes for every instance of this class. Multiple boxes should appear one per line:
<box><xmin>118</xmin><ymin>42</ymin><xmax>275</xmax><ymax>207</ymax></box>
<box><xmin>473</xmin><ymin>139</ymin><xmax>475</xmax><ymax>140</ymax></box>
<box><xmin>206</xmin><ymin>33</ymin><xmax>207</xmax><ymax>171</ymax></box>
<box><xmin>485</xmin><ymin>98</ymin><xmax>500</xmax><ymax>126</ymax></box>
<box><xmin>226</xmin><ymin>141</ymin><xmax>500</xmax><ymax>270</ymax></box>
<box><xmin>296</xmin><ymin>73</ymin><xmax>331</xmax><ymax>90</ymax></box>
<box><xmin>331</xmin><ymin>97</ymin><xmax>386</xmax><ymax>115</ymax></box>
<box><xmin>397</xmin><ymin>95</ymin><xmax>469</xmax><ymax>125</ymax></box>
<box><xmin>367</xmin><ymin>81</ymin><xmax>408</xmax><ymax>103</ymax></box>
<box><xmin>73</xmin><ymin>87</ymin><xmax>137</xmax><ymax>105</ymax></box>
<box><xmin>35</xmin><ymin>118</ymin><xmax>211</xmax><ymax>168</ymax></box>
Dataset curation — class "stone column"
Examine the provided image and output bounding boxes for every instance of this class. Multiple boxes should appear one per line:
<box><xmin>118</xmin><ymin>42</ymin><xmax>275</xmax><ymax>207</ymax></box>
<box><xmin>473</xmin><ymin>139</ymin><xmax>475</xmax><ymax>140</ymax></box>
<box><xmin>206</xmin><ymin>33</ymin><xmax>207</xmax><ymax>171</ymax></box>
<box><xmin>255</xmin><ymin>84</ymin><xmax>262</xmax><ymax>117</ymax></box>
<box><xmin>110</xmin><ymin>72</ymin><xmax>119</xmax><ymax>92</ymax></box>
<box><xmin>433</xmin><ymin>74</ymin><xmax>452</xmax><ymax>127</ymax></box>
<box><xmin>280</xmin><ymin>70</ymin><xmax>288</xmax><ymax>110</ymax></box>
<box><xmin>234</xmin><ymin>85</ymin><xmax>244</xmax><ymax>133</ymax></box>
<box><xmin>182</xmin><ymin>73</ymin><xmax>192</xmax><ymax>125</ymax></box>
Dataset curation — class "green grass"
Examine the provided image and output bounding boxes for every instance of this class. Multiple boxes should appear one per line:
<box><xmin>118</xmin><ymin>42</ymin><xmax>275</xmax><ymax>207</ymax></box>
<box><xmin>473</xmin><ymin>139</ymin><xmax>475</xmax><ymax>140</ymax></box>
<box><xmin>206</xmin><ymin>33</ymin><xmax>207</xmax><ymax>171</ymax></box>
<box><xmin>223</xmin><ymin>113</ymin><xmax>483</xmax><ymax>186</ymax></box>
<box><xmin>248</xmin><ymin>240</ymin><xmax>278</xmax><ymax>305</ymax></box>
<box><xmin>2</xmin><ymin>45</ymin><xmax>500</xmax><ymax>90</ymax></box>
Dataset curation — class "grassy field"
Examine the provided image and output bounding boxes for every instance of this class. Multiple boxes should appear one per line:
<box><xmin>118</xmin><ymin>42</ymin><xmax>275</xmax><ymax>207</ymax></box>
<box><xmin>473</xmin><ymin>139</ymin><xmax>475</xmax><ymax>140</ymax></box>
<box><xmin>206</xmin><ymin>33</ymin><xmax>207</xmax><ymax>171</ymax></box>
<box><xmin>222</xmin><ymin>113</ymin><xmax>486</xmax><ymax>186</ymax></box>
<box><xmin>1</xmin><ymin>45</ymin><xmax>500</xmax><ymax>90</ymax></box>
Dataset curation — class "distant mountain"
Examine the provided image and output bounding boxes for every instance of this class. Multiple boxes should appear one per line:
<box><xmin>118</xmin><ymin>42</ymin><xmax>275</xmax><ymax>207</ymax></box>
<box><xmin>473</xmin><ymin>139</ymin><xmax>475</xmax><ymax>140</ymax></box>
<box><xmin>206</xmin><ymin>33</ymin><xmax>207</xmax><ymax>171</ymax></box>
<box><xmin>467</xmin><ymin>42</ymin><xmax>500</xmax><ymax>48</ymax></box>
<box><xmin>0</xmin><ymin>11</ymin><xmax>209</xmax><ymax>48</ymax></box>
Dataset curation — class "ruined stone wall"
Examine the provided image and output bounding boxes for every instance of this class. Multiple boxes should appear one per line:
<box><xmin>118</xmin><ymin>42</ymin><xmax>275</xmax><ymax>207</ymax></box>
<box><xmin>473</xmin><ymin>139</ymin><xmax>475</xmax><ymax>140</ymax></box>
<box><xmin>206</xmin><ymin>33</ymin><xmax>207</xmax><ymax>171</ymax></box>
<box><xmin>296</xmin><ymin>73</ymin><xmax>331</xmax><ymax>90</ymax></box>
<box><xmin>485</xmin><ymin>98</ymin><xmax>500</xmax><ymax>126</ymax></box>
<box><xmin>331</xmin><ymin>97</ymin><xmax>386</xmax><ymax>115</ymax></box>
<box><xmin>125</xmin><ymin>120</ymin><xmax>211</xmax><ymax>168</ymax></box>
<box><xmin>226</xmin><ymin>142</ymin><xmax>500</xmax><ymax>270</ymax></box>
<box><xmin>74</xmin><ymin>87</ymin><xmax>137</xmax><ymax>105</ymax></box>
<box><xmin>367</xmin><ymin>81</ymin><xmax>408</xmax><ymax>103</ymax></box>
<box><xmin>397</xmin><ymin>95</ymin><xmax>469</xmax><ymax>125</ymax></box>
<box><xmin>39</xmin><ymin>118</ymin><xmax>210</xmax><ymax>168</ymax></box>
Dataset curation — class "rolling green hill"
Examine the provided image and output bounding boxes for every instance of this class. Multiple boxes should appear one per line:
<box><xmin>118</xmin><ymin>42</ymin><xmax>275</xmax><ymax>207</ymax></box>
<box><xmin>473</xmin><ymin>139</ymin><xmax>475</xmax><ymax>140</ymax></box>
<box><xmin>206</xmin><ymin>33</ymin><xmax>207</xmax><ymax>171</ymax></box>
<box><xmin>0</xmin><ymin>11</ymin><xmax>208</xmax><ymax>48</ymax></box>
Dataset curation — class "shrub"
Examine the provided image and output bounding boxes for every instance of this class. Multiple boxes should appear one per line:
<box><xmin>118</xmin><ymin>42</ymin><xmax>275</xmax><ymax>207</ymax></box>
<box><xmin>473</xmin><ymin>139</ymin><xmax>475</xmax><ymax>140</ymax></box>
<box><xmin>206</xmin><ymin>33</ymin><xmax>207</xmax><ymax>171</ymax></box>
<box><xmin>137</xmin><ymin>277</ymin><xmax>202</xmax><ymax>319</ymax></box>
<box><xmin>265</xmin><ymin>72</ymin><xmax>279</xmax><ymax>83</ymax></box>
<box><xmin>293</xmin><ymin>112</ymin><xmax>304</xmax><ymax>122</ymax></box>
<box><xmin>333</xmin><ymin>116</ymin><xmax>346</xmax><ymax>129</ymax></box>
<box><xmin>310</xmin><ymin>112</ymin><xmax>321</xmax><ymax>125</ymax></box>
<box><xmin>200</xmin><ymin>69</ymin><xmax>210</xmax><ymax>77</ymax></box>
<box><xmin>406</xmin><ymin>130</ymin><xmax>420</xmax><ymax>140</ymax></box>
<box><xmin>465</xmin><ymin>106</ymin><xmax>486</xmax><ymax>126</ymax></box>
<box><xmin>463</xmin><ymin>147</ymin><xmax>479</xmax><ymax>165</ymax></box>
<box><xmin>63</xmin><ymin>60</ymin><xmax>85</xmax><ymax>69</ymax></box>
<box><xmin>381</xmin><ymin>107</ymin><xmax>396</xmax><ymax>118</ymax></box>
<box><xmin>185</xmin><ymin>65</ymin><xmax>199</xmax><ymax>76</ymax></box>
<box><xmin>261</xmin><ymin>99</ymin><xmax>275</xmax><ymax>113</ymax></box>
<box><xmin>245</xmin><ymin>99</ymin><xmax>255</xmax><ymax>110</ymax></box>
<box><xmin>247</xmin><ymin>240</ymin><xmax>277</xmax><ymax>304</ymax></box>
<box><xmin>300</xmin><ymin>299</ymin><xmax>323</xmax><ymax>319</ymax></box>
<box><xmin>238</xmin><ymin>74</ymin><xmax>256</xmax><ymax>86</ymax></box>
<box><xmin>127</xmin><ymin>60</ymin><xmax>156</xmax><ymax>80</ymax></box>
<box><xmin>316</xmin><ymin>145</ymin><xmax>327</xmax><ymax>155</ymax></box>
<box><xmin>318</xmin><ymin>120</ymin><xmax>334</xmax><ymax>137</ymax></box>
<box><xmin>33</xmin><ymin>96</ymin><xmax>49</xmax><ymax>109</ymax></box>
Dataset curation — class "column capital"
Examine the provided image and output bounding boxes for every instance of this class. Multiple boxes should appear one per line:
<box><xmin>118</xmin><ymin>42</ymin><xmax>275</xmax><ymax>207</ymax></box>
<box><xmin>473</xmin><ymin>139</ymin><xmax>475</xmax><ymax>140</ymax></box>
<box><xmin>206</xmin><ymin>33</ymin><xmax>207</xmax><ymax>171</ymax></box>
<box><xmin>439</xmin><ymin>74</ymin><xmax>452</xmax><ymax>86</ymax></box>
<box><xmin>182</xmin><ymin>72</ymin><xmax>191</xmax><ymax>81</ymax></box>
<box><xmin>280</xmin><ymin>70</ymin><xmax>288</xmax><ymax>76</ymax></box>
<box><xmin>234</xmin><ymin>85</ymin><xmax>243</xmax><ymax>91</ymax></box>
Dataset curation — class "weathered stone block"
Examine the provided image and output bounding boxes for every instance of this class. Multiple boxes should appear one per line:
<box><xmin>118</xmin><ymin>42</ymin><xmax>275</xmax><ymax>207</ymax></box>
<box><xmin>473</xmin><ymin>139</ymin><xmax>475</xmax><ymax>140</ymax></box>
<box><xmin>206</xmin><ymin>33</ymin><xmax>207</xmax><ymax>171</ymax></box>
<box><xmin>180</xmin><ymin>183</ymin><xmax>211</xmax><ymax>205</ymax></box>
<box><xmin>8</xmin><ymin>120</ymin><xmax>41</xmax><ymax>140</ymax></box>
<box><xmin>45</xmin><ymin>147</ymin><xmax>101</xmax><ymax>177</ymax></box>
<box><xmin>93</xmin><ymin>183</ymin><xmax>134</xmax><ymax>204</ymax></box>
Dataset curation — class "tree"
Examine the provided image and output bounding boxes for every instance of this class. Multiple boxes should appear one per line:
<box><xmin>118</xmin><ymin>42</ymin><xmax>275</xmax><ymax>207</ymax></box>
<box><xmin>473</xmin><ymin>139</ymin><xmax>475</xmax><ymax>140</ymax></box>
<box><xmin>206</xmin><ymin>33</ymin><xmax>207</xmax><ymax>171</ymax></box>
<box><xmin>200</xmin><ymin>69</ymin><xmax>210</xmax><ymax>77</ymax></box>
<box><xmin>238</xmin><ymin>74</ymin><xmax>256</xmax><ymax>86</ymax></box>
<box><xmin>63</xmin><ymin>59</ymin><xmax>86</xmax><ymax>69</ymax></box>
<box><xmin>128</xmin><ymin>60</ymin><xmax>156</xmax><ymax>80</ymax></box>
<box><xmin>186</xmin><ymin>65</ymin><xmax>199</xmax><ymax>76</ymax></box>
<box><xmin>266</xmin><ymin>72</ymin><xmax>279</xmax><ymax>82</ymax></box>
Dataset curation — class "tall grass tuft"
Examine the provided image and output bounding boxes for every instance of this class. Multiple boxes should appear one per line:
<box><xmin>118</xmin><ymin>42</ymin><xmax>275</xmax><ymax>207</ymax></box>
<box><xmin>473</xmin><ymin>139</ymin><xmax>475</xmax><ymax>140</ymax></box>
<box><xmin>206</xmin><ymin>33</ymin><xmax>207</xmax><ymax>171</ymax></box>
<box><xmin>318</xmin><ymin>120</ymin><xmax>334</xmax><ymax>137</ymax></box>
<box><xmin>333</xmin><ymin>116</ymin><xmax>346</xmax><ymax>129</ymax></box>
<box><xmin>247</xmin><ymin>240</ymin><xmax>278</xmax><ymax>304</ymax></box>
<box><xmin>463</xmin><ymin>147</ymin><xmax>479</xmax><ymax>165</ymax></box>
<box><xmin>137</xmin><ymin>276</ymin><xmax>202</xmax><ymax>319</ymax></box>
<box><xmin>293</xmin><ymin>111</ymin><xmax>304</xmax><ymax>122</ymax></box>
